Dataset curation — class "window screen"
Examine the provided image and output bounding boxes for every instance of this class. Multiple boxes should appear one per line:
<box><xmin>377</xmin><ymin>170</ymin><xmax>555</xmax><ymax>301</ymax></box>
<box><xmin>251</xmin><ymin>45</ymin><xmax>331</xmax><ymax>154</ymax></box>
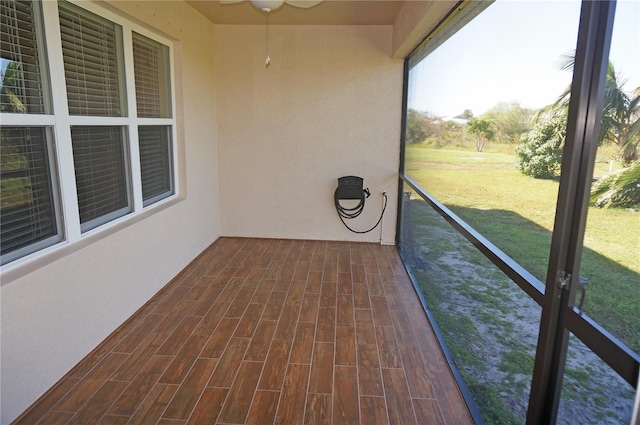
<box><xmin>58</xmin><ymin>2</ymin><xmax>125</xmax><ymax>117</ymax></box>
<box><xmin>139</xmin><ymin>126</ymin><xmax>173</xmax><ymax>205</ymax></box>
<box><xmin>132</xmin><ymin>32</ymin><xmax>171</xmax><ymax>118</ymax></box>
<box><xmin>0</xmin><ymin>0</ymin><xmax>47</xmax><ymax>114</ymax></box>
<box><xmin>1</xmin><ymin>127</ymin><xmax>59</xmax><ymax>263</ymax></box>
<box><xmin>71</xmin><ymin>126</ymin><xmax>130</xmax><ymax>231</ymax></box>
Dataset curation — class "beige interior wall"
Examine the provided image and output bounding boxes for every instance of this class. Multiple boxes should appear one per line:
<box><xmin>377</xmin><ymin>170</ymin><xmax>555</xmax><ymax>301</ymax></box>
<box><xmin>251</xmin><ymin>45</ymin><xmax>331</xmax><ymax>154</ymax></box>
<box><xmin>2</xmin><ymin>7</ymin><xmax>410</xmax><ymax>424</ymax></box>
<box><xmin>216</xmin><ymin>24</ymin><xmax>403</xmax><ymax>244</ymax></box>
<box><xmin>0</xmin><ymin>2</ymin><xmax>220</xmax><ymax>423</ymax></box>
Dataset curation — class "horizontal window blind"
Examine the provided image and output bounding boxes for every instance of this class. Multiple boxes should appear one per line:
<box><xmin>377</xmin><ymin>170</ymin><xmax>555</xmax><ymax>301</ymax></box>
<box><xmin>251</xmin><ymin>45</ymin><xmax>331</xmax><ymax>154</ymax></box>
<box><xmin>0</xmin><ymin>0</ymin><xmax>46</xmax><ymax>114</ymax></box>
<box><xmin>132</xmin><ymin>32</ymin><xmax>171</xmax><ymax>118</ymax></box>
<box><xmin>139</xmin><ymin>126</ymin><xmax>173</xmax><ymax>205</ymax></box>
<box><xmin>0</xmin><ymin>127</ymin><xmax>59</xmax><ymax>262</ymax></box>
<box><xmin>71</xmin><ymin>126</ymin><xmax>130</xmax><ymax>230</ymax></box>
<box><xmin>58</xmin><ymin>2</ymin><xmax>124</xmax><ymax>117</ymax></box>
<box><xmin>0</xmin><ymin>1</ymin><xmax>176</xmax><ymax>264</ymax></box>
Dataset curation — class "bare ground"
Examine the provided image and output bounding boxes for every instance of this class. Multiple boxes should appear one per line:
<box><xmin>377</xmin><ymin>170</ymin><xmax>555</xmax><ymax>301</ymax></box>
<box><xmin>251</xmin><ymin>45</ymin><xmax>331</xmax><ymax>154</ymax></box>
<box><xmin>402</xmin><ymin>204</ymin><xmax>635</xmax><ymax>424</ymax></box>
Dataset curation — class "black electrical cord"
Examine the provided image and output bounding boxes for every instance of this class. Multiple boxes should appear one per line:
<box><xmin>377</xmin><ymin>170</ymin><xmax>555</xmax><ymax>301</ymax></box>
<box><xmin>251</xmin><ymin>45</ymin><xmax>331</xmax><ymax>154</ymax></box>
<box><xmin>335</xmin><ymin>192</ymin><xmax>387</xmax><ymax>234</ymax></box>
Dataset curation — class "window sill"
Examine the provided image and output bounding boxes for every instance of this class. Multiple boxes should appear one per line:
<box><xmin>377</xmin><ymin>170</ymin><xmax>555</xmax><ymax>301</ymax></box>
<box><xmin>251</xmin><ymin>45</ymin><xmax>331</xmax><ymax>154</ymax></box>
<box><xmin>0</xmin><ymin>195</ymin><xmax>184</xmax><ymax>286</ymax></box>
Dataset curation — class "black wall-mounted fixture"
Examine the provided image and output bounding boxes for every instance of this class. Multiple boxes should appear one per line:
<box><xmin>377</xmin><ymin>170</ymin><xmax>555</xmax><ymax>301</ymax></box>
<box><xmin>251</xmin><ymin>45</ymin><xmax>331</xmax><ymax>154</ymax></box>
<box><xmin>334</xmin><ymin>176</ymin><xmax>387</xmax><ymax>234</ymax></box>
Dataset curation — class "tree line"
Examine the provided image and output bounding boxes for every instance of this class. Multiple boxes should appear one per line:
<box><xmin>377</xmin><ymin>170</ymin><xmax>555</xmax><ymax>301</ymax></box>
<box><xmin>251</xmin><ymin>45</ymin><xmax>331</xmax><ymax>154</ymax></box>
<box><xmin>405</xmin><ymin>59</ymin><xmax>639</xmax><ymax>208</ymax></box>
<box><xmin>406</xmin><ymin>103</ymin><xmax>535</xmax><ymax>149</ymax></box>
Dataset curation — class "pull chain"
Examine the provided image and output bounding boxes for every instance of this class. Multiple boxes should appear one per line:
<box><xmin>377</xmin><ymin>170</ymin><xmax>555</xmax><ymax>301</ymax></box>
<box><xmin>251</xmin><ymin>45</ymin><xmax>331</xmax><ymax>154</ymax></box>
<box><xmin>264</xmin><ymin>9</ymin><xmax>271</xmax><ymax>67</ymax></box>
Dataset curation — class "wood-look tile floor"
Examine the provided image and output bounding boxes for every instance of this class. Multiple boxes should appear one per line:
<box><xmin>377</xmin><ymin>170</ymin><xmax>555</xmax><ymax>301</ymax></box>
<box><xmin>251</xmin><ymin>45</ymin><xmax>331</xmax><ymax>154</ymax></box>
<box><xmin>14</xmin><ymin>238</ymin><xmax>472</xmax><ymax>425</ymax></box>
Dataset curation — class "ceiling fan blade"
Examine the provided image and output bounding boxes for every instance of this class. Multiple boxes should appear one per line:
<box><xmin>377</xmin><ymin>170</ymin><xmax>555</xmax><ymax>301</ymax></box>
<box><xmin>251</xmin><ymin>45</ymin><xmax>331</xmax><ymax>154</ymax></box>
<box><xmin>285</xmin><ymin>0</ymin><xmax>323</xmax><ymax>8</ymax></box>
<box><xmin>219</xmin><ymin>0</ymin><xmax>244</xmax><ymax>4</ymax></box>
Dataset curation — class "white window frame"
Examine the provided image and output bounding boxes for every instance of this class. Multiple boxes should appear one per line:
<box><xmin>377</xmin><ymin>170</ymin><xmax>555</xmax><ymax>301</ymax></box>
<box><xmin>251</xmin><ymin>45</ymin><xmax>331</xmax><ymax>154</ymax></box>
<box><xmin>0</xmin><ymin>0</ymin><xmax>179</xmax><ymax>269</ymax></box>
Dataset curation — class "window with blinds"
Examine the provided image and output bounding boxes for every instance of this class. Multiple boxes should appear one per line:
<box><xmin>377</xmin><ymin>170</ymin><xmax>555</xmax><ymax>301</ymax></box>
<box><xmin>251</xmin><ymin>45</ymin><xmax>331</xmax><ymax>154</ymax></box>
<box><xmin>139</xmin><ymin>126</ymin><xmax>173</xmax><ymax>205</ymax></box>
<box><xmin>0</xmin><ymin>127</ymin><xmax>60</xmax><ymax>264</ymax></box>
<box><xmin>58</xmin><ymin>2</ymin><xmax>125</xmax><ymax>117</ymax></box>
<box><xmin>133</xmin><ymin>32</ymin><xmax>173</xmax><ymax>207</ymax></box>
<box><xmin>0</xmin><ymin>0</ymin><xmax>47</xmax><ymax>114</ymax></box>
<box><xmin>133</xmin><ymin>32</ymin><xmax>171</xmax><ymax>118</ymax></box>
<box><xmin>1</xmin><ymin>1</ymin><xmax>176</xmax><ymax>264</ymax></box>
<box><xmin>71</xmin><ymin>126</ymin><xmax>130</xmax><ymax>231</ymax></box>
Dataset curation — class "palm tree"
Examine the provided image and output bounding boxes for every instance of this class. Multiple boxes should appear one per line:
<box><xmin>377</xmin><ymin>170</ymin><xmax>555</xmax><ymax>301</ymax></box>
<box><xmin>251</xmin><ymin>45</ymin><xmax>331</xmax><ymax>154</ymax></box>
<box><xmin>537</xmin><ymin>55</ymin><xmax>640</xmax><ymax>164</ymax></box>
<box><xmin>613</xmin><ymin>86</ymin><xmax>640</xmax><ymax>162</ymax></box>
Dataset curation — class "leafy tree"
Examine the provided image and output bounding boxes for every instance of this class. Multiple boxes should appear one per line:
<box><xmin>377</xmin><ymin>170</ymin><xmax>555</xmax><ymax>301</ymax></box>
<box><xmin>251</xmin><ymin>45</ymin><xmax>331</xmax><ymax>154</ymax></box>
<box><xmin>424</xmin><ymin>119</ymin><xmax>472</xmax><ymax>149</ymax></box>
<box><xmin>405</xmin><ymin>108</ymin><xmax>427</xmax><ymax>144</ymax></box>
<box><xmin>467</xmin><ymin>118</ymin><xmax>494</xmax><ymax>152</ymax></box>
<box><xmin>515</xmin><ymin>113</ymin><xmax>566</xmax><ymax>179</ymax></box>
<box><xmin>483</xmin><ymin>102</ymin><xmax>535</xmax><ymax>144</ymax></box>
<box><xmin>0</xmin><ymin>61</ymin><xmax>27</xmax><ymax>113</ymax></box>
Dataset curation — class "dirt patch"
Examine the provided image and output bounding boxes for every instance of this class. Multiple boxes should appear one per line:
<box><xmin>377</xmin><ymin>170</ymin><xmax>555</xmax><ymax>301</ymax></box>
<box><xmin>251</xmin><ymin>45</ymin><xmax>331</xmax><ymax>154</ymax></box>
<box><xmin>402</xmin><ymin>206</ymin><xmax>635</xmax><ymax>424</ymax></box>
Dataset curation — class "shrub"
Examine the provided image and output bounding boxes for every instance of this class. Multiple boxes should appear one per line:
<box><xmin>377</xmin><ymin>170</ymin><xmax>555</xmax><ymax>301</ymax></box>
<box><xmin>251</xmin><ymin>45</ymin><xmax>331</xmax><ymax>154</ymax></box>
<box><xmin>515</xmin><ymin>115</ymin><xmax>566</xmax><ymax>179</ymax></box>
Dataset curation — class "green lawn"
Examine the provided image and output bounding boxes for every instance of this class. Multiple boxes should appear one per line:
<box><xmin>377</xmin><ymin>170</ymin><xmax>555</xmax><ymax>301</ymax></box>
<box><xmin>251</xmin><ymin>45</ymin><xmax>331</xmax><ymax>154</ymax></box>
<box><xmin>405</xmin><ymin>144</ymin><xmax>640</xmax><ymax>352</ymax></box>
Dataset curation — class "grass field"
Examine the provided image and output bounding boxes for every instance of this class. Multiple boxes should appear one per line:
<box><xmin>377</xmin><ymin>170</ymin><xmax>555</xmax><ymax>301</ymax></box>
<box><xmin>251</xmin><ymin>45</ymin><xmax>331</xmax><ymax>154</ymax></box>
<box><xmin>401</xmin><ymin>196</ymin><xmax>635</xmax><ymax>424</ymax></box>
<box><xmin>404</xmin><ymin>144</ymin><xmax>639</xmax><ymax>353</ymax></box>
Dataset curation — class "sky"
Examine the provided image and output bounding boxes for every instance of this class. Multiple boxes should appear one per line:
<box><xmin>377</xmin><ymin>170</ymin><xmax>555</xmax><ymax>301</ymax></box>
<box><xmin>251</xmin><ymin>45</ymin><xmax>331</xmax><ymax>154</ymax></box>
<box><xmin>2</xmin><ymin>1</ymin><xmax>638</xmax><ymax>114</ymax></box>
<box><xmin>407</xmin><ymin>0</ymin><xmax>640</xmax><ymax>118</ymax></box>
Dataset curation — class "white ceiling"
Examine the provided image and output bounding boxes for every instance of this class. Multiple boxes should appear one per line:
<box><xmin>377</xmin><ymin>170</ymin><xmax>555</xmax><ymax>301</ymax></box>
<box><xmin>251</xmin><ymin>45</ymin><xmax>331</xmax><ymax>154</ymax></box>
<box><xmin>186</xmin><ymin>0</ymin><xmax>407</xmax><ymax>25</ymax></box>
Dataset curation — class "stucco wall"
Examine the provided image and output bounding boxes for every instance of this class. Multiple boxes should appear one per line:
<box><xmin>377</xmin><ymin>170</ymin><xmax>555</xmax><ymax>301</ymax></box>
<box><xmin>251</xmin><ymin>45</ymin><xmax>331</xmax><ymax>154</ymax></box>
<box><xmin>0</xmin><ymin>2</ymin><xmax>220</xmax><ymax>423</ymax></box>
<box><xmin>216</xmin><ymin>25</ymin><xmax>403</xmax><ymax>244</ymax></box>
<box><xmin>1</xmin><ymin>9</ymin><xmax>407</xmax><ymax>425</ymax></box>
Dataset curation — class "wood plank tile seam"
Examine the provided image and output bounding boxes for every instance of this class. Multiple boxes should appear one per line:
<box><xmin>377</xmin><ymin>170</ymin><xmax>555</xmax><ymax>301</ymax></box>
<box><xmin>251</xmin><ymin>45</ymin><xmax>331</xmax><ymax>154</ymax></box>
<box><xmin>11</xmin><ymin>238</ymin><xmax>472</xmax><ymax>425</ymax></box>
